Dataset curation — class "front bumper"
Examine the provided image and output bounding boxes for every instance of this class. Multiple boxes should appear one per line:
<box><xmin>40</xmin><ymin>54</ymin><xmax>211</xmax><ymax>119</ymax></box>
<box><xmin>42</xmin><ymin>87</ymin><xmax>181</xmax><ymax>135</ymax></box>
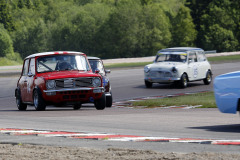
<box><xmin>44</xmin><ymin>87</ymin><xmax>104</xmax><ymax>93</ymax></box>
<box><xmin>145</xmin><ymin>77</ymin><xmax>180</xmax><ymax>83</ymax></box>
<box><xmin>42</xmin><ymin>87</ymin><xmax>104</xmax><ymax>103</ymax></box>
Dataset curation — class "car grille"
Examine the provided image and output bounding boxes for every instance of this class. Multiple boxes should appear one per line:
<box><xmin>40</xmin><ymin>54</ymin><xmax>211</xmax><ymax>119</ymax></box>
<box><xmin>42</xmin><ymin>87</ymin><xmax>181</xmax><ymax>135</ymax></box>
<box><xmin>149</xmin><ymin>71</ymin><xmax>173</xmax><ymax>78</ymax></box>
<box><xmin>55</xmin><ymin>78</ymin><xmax>93</xmax><ymax>88</ymax></box>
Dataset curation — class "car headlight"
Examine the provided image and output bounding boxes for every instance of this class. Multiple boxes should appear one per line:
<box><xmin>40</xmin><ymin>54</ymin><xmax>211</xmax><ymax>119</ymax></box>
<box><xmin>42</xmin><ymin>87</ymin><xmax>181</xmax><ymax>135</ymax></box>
<box><xmin>144</xmin><ymin>66</ymin><xmax>150</xmax><ymax>73</ymax></box>
<box><xmin>46</xmin><ymin>80</ymin><xmax>56</xmax><ymax>89</ymax></box>
<box><xmin>92</xmin><ymin>77</ymin><xmax>101</xmax><ymax>87</ymax></box>
<box><xmin>171</xmin><ymin>66</ymin><xmax>178</xmax><ymax>73</ymax></box>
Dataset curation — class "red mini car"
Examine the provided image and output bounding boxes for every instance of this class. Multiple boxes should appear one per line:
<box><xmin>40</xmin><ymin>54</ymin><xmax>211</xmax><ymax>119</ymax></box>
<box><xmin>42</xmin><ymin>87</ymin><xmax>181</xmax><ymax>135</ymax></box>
<box><xmin>15</xmin><ymin>51</ymin><xmax>106</xmax><ymax>111</ymax></box>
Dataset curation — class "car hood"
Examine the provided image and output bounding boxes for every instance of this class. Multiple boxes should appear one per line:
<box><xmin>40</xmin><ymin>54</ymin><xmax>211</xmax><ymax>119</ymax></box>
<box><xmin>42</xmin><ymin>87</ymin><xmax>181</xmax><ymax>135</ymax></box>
<box><xmin>147</xmin><ymin>62</ymin><xmax>184</xmax><ymax>70</ymax></box>
<box><xmin>38</xmin><ymin>70</ymin><xmax>100</xmax><ymax>80</ymax></box>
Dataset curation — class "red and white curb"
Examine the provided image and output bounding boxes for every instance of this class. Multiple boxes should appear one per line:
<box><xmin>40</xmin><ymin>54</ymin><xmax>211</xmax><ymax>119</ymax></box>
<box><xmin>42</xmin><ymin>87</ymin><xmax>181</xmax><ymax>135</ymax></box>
<box><xmin>112</xmin><ymin>91</ymin><xmax>209</xmax><ymax>109</ymax></box>
<box><xmin>1</xmin><ymin>128</ymin><xmax>240</xmax><ymax>146</ymax></box>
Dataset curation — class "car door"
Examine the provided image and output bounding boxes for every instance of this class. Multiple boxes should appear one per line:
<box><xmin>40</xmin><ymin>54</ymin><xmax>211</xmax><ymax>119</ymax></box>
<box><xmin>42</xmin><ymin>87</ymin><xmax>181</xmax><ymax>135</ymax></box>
<box><xmin>19</xmin><ymin>59</ymin><xmax>30</xmax><ymax>102</ymax></box>
<box><xmin>25</xmin><ymin>58</ymin><xmax>36</xmax><ymax>102</ymax></box>
<box><xmin>187</xmin><ymin>51</ymin><xmax>199</xmax><ymax>81</ymax></box>
<box><xmin>196</xmin><ymin>51</ymin><xmax>209</xmax><ymax>79</ymax></box>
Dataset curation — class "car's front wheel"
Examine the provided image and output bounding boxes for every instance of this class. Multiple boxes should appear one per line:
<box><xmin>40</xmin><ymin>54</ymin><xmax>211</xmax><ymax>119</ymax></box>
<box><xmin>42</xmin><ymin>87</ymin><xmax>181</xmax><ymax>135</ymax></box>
<box><xmin>94</xmin><ymin>93</ymin><xmax>106</xmax><ymax>110</ymax></box>
<box><xmin>145</xmin><ymin>80</ymin><xmax>152</xmax><ymax>88</ymax></box>
<box><xmin>33</xmin><ymin>90</ymin><xmax>46</xmax><ymax>111</ymax></box>
<box><xmin>203</xmin><ymin>71</ymin><xmax>212</xmax><ymax>85</ymax></box>
<box><xmin>16</xmin><ymin>89</ymin><xmax>27</xmax><ymax>111</ymax></box>
<box><xmin>106</xmin><ymin>92</ymin><xmax>113</xmax><ymax>108</ymax></box>
<box><xmin>179</xmin><ymin>73</ymin><xmax>188</xmax><ymax>88</ymax></box>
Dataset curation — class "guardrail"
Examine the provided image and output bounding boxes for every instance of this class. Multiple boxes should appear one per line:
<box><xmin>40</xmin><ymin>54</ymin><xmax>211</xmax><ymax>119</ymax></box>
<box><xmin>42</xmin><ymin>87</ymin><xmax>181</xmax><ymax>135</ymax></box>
<box><xmin>205</xmin><ymin>50</ymin><xmax>217</xmax><ymax>54</ymax></box>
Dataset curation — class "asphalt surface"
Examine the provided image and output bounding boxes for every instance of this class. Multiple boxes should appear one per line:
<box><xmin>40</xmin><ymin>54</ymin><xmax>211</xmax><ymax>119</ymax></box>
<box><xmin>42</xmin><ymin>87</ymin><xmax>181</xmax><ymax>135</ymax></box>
<box><xmin>1</xmin><ymin>61</ymin><xmax>240</xmax><ymax>153</ymax></box>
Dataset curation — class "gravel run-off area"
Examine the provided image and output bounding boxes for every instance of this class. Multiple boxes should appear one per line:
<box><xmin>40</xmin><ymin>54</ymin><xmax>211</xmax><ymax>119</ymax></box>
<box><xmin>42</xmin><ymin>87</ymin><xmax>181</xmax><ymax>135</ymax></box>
<box><xmin>1</xmin><ymin>144</ymin><xmax>240</xmax><ymax>160</ymax></box>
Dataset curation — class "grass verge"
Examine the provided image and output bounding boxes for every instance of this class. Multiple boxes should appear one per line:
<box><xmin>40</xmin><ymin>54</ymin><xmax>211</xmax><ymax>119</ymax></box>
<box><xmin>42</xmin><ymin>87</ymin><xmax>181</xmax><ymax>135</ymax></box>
<box><xmin>132</xmin><ymin>91</ymin><xmax>216</xmax><ymax>108</ymax></box>
<box><xmin>105</xmin><ymin>54</ymin><xmax>240</xmax><ymax>69</ymax></box>
<box><xmin>0</xmin><ymin>57</ymin><xmax>21</xmax><ymax>66</ymax></box>
<box><xmin>208</xmin><ymin>54</ymin><xmax>240</xmax><ymax>62</ymax></box>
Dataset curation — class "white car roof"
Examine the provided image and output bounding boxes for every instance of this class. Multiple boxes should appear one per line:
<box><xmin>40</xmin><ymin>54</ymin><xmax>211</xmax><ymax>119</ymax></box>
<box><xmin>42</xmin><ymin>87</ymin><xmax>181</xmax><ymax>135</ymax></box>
<box><xmin>25</xmin><ymin>51</ymin><xmax>85</xmax><ymax>59</ymax></box>
<box><xmin>158</xmin><ymin>47</ymin><xmax>203</xmax><ymax>53</ymax></box>
<box><xmin>87</xmin><ymin>56</ymin><xmax>100</xmax><ymax>60</ymax></box>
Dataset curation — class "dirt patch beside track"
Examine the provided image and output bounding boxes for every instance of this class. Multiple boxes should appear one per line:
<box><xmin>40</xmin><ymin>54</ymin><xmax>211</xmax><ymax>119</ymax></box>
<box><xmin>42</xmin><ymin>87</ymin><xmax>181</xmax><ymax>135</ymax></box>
<box><xmin>0</xmin><ymin>143</ymin><xmax>240</xmax><ymax>160</ymax></box>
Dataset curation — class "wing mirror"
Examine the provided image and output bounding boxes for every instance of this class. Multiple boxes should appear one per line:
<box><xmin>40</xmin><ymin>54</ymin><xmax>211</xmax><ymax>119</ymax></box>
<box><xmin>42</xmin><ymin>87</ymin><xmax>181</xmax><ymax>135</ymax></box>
<box><xmin>28</xmin><ymin>73</ymin><xmax>34</xmax><ymax>77</ymax></box>
<box><xmin>105</xmin><ymin>69</ymin><xmax>111</xmax><ymax>74</ymax></box>
<box><xmin>95</xmin><ymin>69</ymin><xmax>100</xmax><ymax>74</ymax></box>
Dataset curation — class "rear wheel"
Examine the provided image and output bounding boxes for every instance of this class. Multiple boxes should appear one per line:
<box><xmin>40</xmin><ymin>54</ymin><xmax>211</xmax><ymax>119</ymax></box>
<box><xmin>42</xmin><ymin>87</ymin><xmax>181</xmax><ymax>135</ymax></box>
<box><xmin>203</xmin><ymin>71</ymin><xmax>212</xmax><ymax>85</ymax></box>
<box><xmin>179</xmin><ymin>74</ymin><xmax>188</xmax><ymax>88</ymax></box>
<box><xmin>73</xmin><ymin>104</ymin><xmax>82</xmax><ymax>110</ymax></box>
<box><xmin>145</xmin><ymin>80</ymin><xmax>152</xmax><ymax>88</ymax></box>
<box><xmin>33</xmin><ymin>90</ymin><xmax>46</xmax><ymax>111</ymax></box>
<box><xmin>94</xmin><ymin>94</ymin><xmax>106</xmax><ymax>110</ymax></box>
<box><xmin>16</xmin><ymin>90</ymin><xmax>27</xmax><ymax>111</ymax></box>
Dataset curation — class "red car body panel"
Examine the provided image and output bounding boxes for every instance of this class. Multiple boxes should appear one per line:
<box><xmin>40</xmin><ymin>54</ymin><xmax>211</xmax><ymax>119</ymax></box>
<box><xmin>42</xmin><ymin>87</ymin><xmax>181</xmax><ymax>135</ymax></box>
<box><xmin>16</xmin><ymin>51</ymin><xmax>104</xmax><ymax>109</ymax></box>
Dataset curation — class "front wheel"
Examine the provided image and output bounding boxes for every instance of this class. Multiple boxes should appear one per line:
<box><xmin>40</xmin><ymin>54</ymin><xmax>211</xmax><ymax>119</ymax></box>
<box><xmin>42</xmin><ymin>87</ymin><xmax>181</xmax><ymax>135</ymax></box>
<box><xmin>179</xmin><ymin>74</ymin><xmax>188</xmax><ymax>88</ymax></box>
<box><xmin>203</xmin><ymin>71</ymin><xmax>212</xmax><ymax>85</ymax></box>
<box><xmin>106</xmin><ymin>93</ymin><xmax>113</xmax><ymax>108</ymax></box>
<box><xmin>33</xmin><ymin>90</ymin><xmax>46</xmax><ymax>111</ymax></box>
<box><xmin>94</xmin><ymin>94</ymin><xmax>106</xmax><ymax>110</ymax></box>
<box><xmin>145</xmin><ymin>80</ymin><xmax>152</xmax><ymax>88</ymax></box>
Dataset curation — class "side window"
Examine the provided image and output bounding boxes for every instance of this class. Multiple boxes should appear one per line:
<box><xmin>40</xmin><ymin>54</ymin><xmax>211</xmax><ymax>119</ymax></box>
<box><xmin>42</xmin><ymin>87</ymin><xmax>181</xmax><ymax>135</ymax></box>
<box><xmin>197</xmin><ymin>51</ymin><xmax>206</xmax><ymax>62</ymax></box>
<box><xmin>22</xmin><ymin>59</ymin><xmax>30</xmax><ymax>76</ymax></box>
<box><xmin>188</xmin><ymin>52</ymin><xmax>197</xmax><ymax>62</ymax></box>
<box><xmin>29</xmin><ymin>58</ymin><xmax>36</xmax><ymax>75</ymax></box>
<box><xmin>97</xmin><ymin>61</ymin><xmax>105</xmax><ymax>75</ymax></box>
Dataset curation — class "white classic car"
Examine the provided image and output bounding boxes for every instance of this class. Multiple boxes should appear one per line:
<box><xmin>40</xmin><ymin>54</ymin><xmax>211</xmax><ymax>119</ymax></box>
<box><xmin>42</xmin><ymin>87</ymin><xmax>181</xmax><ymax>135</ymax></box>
<box><xmin>144</xmin><ymin>47</ymin><xmax>212</xmax><ymax>88</ymax></box>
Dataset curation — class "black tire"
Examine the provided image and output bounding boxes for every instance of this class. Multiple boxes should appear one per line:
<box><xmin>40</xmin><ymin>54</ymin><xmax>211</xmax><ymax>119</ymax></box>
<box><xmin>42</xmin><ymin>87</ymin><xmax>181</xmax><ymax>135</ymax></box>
<box><xmin>203</xmin><ymin>71</ymin><xmax>212</xmax><ymax>85</ymax></box>
<box><xmin>73</xmin><ymin>104</ymin><xmax>82</xmax><ymax>110</ymax></box>
<box><xmin>179</xmin><ymin>74</ymin><xmax>188</xmax><ymax>88</ymax></box>
<box><xmin>145</xmin><ymin>80</ymin><xmax>152</xmax><ymax>88</ymax></box>
<box><xmin>94</xmin><ymin>93</ymin><xmax>106</xmax><ymax>110</ymax></box>
<box><xmin>106</xmin><ymin>93</ymin><xmax>113</xmax><ymax>108</ymax></box>
<box><xmin>16</xmin><ymin>89</ymin><xmax>27</xmax><ymax>111</ymax></box>
<box><xmin>33</xmin><ymin>89</ymin><xmax>46</xmax><ymax>111</ymax></box>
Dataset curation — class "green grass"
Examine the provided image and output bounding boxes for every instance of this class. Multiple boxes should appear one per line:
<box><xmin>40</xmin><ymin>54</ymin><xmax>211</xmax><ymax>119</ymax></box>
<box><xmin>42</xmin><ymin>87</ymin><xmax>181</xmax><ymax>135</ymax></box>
<box><xmin>207</xmin><ymin>54</ymin><xmax>240</xmax><ymax>62</ymax></box>
<box><xmin>132</xmin><ymin>91</ymin><xmax>216</xmax><ymax>108</ymax></box>
<box><xmin>0</xmin><ymin>57</ymin><xmax>21</xmax><ymax>66</ymax></box>
<box><xmin>105</xmin><ymin>54</ymin><xmax>240</xmax><ymax>69</ymax></box>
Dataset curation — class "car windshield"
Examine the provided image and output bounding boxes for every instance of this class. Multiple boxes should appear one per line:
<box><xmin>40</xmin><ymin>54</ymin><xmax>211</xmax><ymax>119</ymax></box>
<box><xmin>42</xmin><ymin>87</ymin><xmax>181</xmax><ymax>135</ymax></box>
<box><xmin>37</xmin><ymin>55</ymin><xmax>90</xmax><ymax>73</ymax></box>
<box><xmin>155</xmin><ymin>52</ymin><xmax>187</xmax><ymax>63</ymax></box>
<box><xmin>89</xmin><ymin>60</ymin><xmax>105</xmax><ymax>75</ymax></box>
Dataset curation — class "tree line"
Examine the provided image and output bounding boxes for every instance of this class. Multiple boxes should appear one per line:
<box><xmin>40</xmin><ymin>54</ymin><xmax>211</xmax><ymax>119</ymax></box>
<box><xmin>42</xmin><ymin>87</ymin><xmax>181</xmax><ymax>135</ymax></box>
<box><xmin>0</xmin><ymin>0</ymin><xmax>239</xmax><ymax>61</ymax></box>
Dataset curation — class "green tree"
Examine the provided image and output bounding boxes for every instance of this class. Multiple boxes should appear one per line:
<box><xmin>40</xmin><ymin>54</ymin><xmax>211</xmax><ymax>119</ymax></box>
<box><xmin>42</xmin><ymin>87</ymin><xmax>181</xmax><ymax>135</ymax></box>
<box><xmin>17</xmin><ymin>0</ymin><xmax>24</xmax><ymax>9</ymax></box>
<box><xmin>25</xmin><ymin>0</ymin><xmax>33</xmax><ymax>9</ymax></box>
<box><xmin>0</xmin><ymin>24</ymin><xmax>14</xmax><ymax>57</ymax></box>
<box><xmin>12</xmin><ymin>19</ymin><xmax>50</xmax><ymax>58</ymax></box>
<box><xmin>0</xmin><ymin>0</ymin><xmax>15</xmax><ymax>31</ymax></box>
<box><xmin>97</xmin><ymin>1</ymin><xmax>142</xmax><ymax>58</ymax></box>
<box><xmin>138</xmin><ymin>3</ymin><xmax>171</xmax><ymax>56</ymax></box>
<box><xmin>199</xmin><ymin>0</ymin><xmax>239</xmax><ymax>52</ymax></box>
<box><xmin>203</xmin><ymin>24</ymin><xmax>238</xmax><ymax>52</ymax></box>
<box><xmin>171</xmin><ymin>4</ymin><xmax>197</xmax><ymax>47</ymax></box>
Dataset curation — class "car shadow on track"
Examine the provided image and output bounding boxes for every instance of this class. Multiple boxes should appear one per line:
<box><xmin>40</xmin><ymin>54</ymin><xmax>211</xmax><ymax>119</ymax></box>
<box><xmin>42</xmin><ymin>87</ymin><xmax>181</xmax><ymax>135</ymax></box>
<box><xmin>188</xmin><ymin>124</ymin><xmax>240</xmax><ymax>133</ymax></box>
<box><xmin>135</xmin><ymin>82</ymin><xmax>204</xmax><ymax>89</ymax></box>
